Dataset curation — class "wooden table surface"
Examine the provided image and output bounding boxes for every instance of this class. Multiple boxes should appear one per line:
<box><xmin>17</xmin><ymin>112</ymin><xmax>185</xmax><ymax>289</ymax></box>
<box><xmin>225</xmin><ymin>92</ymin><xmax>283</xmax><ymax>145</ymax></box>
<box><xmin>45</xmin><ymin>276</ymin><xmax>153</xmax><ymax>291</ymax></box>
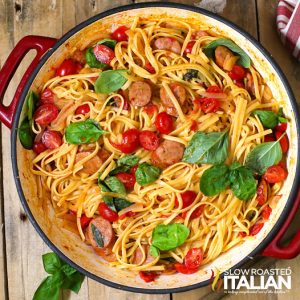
<box><xmin>1</xmin><ymin>0</ymin><xmax>300</xmax><ymax>299</ymax></box>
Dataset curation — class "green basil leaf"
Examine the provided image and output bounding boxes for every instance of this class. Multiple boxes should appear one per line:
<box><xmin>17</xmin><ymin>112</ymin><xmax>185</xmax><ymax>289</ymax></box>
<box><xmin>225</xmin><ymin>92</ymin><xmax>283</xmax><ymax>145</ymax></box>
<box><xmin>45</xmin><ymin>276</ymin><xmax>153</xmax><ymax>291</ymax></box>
<box><xmin>98</xmin><ymin>179</ymin><xmax>114</xmax><ymax>204</ymax></box>
<box><xmin>200</xmin><ymin>164</ymin><xmax>230</xmax><ymax>196</ymax></box>
<box><xmin>203</xmin><ymin>38</ymin><xmax>251</xmax><ymax>68</ymax></box>
<box><xmin>60</xmin><ymin>264</ymin><xmax>77</xmax><ymax>277</ymax></box>
<box><xmin>152</xmin><ymin>224</ymin><xmax>190</xmax><ymax>251</ymax></box>
<box><xmin>27</xmin><ymin>90</ymin><xmax>39</xmax><ymax>125</ymax></box>
<box><xmin>229</xmin><ymin>165</ymin><xmax>257</xmax><ymax>201</ymax></box>
<box><xmin>33</xmin><ymin>273</ymin><xmax>63</xmax><ymax>300</ymax></box>
<box><xmin>245</xmin><ymin>141</ymin><xmax>282</xmax><ymax>175</ymax></box>
<box><xmin>91</xmin><ymin>223</ymin><xmax>104</xmax><ymax>248</ymax></box>
<box><xmin>61</xmin><ymin>272</ymin><xmax>84</xmax><ymax>294</ymax></box>
<box><xmin>252</xmin><ymin>110</ymin><xmax>278</xmax><ymax>129</ymax></box>
<box><xmin>108</xmin><ymin>165</ymin><xmax>131</xmax><ymax>176</ymax></box>
<box><xmin>18</xmin><ymin>117</ymin><xmax>35</xmax><ymax>149</ymax></box>
<box><xmin>42</xmin><ymin>253</ymin><xmax>62</xmax><ymax>275</ymax></box>
<box><xmin>278</xmin><ymin>116</ymin><xmax>288</xmax><ymax>123</ymax></box>
<box><xmin>183</xmin><ymin>131</ymin><xmax>229</xmax><ymax>165</ymax></box>
<box><xmin>150</xmin><ymin>245</ymin><xmax>160</xmax><ymax>257</ymax></box>
<box><xmin>113</xmin><ymin>198</ymin><xmax>132</xmax><ymax>211</ymax></box>
<box><xmin>95</xmin><ymin>69</ymin><xmax>128</xmax><ymax>94</ymax></box>
<box><xmin>65</xmin><ymin>119</ymin><xmax>107</xmax><ymax>145</ymax></box>
<box><xmin>117</xmin><ymin>155</ymin><xmax>140</xmax><ymax>167</ymax></box>
<box><xmin>97</xmin><ymin>38</ymin><xmax>117</xmax><ymax>49</ymax></box>
<box><xmin>135</xmin><ymin>162</ymin><xmax>161</xmax><ymax>186</ymax></box>
<box><xmin>104</xmin><ymin>176</ymin><xmax>127</xmax><ymax>195</ymax></box>
<box><xmin>183</xmin><ymin>69</ymin><xmax>198</xmax><ymax>81</ymax></box>
<box><xmin>278</xmin><ymin>107</ymin><xmax>284</xmax><ymax>117</ymax></box>
<box><xmin>85</xmin><ymin>48</ymin><xmax>107</xmax><ymax>69</ymax></box>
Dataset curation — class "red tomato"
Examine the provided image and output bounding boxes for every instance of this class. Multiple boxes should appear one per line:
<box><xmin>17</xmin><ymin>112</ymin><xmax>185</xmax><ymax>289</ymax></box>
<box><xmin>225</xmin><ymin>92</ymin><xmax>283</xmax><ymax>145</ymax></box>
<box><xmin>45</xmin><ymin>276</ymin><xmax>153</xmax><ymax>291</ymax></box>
<box><xmin>139</xmin><ymin>271</ymin><xmax>159</xmax><ymax>283</ymax></box>
<box><xmin>239</xmin><ymin>232</ymin><xmax>247</xmax><ymax>238</ymax></box>
<box><xmin>184</xmin><ymin>41</ymin><xmax>196</xmax><ymax>54</ymax></box>
<box><xmin>75</xmin><ymin>104</ymin><xmax>90</xmax><ymax>115</ymax></box>
<box><xmin>42</xmin><ymin>130</ymin><xmax>62</xmax><ymax>149</ymax></box>
<box><xmin>114</xmin><ymin>90</ymin><xmax>129</xmax><ymax>110</ymax></box>
<box><xmin>263</xmin><ymin>165</ymin><xmax>288</xmax><ymax>183</ymax></box>
<box><xmin>34</xmin><ymin>103</ymin><xmax>59</xmax><ymax>125</ymax></box>
<box><xmin>276</xmin><ymin>122</ymin><xmax>287</xmax><ymax>132</ymax></box>
<box><xmin>33</xmin><ymin>141</ymin><xmax>47</xmax><ymax>154</ymax></box>
<box><xmin>181</xmin><ymin>205</ymin><xmax>205</xmax><ymax>219</ymax></box>
<box><xmin>201</xmin><ymin>98</ymin><xmax>220</xmax><ymax>113</ymax></box>
<box><xmin>190</xmin><ymin>120</ymin><xmax>198</xmax><ymax>131</ymax></box>
<box><xmin>111</xmin><ymin>128</ymin><xmax>140</xmax><ymax>154</ymax></box>
<box><xmin>184</xmin><ymin>248</ymin><xmax>203</xmax><ymax>270</ymax></box>
<box><xmin>80</xmin><ymin>214</ymin><xmax>92</xmax><ymax>229</ymax></box>
<box><xmin>275</xmin><ymin>131</ymin><xmax>289</xmax><ymax>153</ymax></box>
<box><xmin>249</xmin><ymin>223</ymin><xmax>264</xmax><ymax>236</ymax></box>
<box><xmin>264</xmin><ymin>134</ymin><xmax>275</xmax><ymax>142</ymax></box>
<box><xmin>56</xmin><ymin>59</ymin><xmax>80</xmax><ymax>76</ymax></box>
<box><xmin>93</xmin><ymin>44</ymin><xmax>115</xmax><ymax>64</ymax></box>
<box><xmin>206</xmin><ymin>85</ymin><xmax>222</xmax><ymax>93</ymax></box>
<box><xmin>145</xmin><ymin>61</ymin><xmax>155</xmax><ymax>74</ymax></box>
<box><xmin>98</xmin><ymin>202</ymin><xmax>118</xmax><ymax>222</ymax></box>
<box><xmin>119</xmin><ymin>211</ymin><xmax>136</xmax><ymax>220</ymax></box>
<box><xmin>155</xmin><ymin>112</ymin><xmax>174</xmax><ymax>134</ymax></box>
<box><xmin>234</xmin><ymin>80</ymin><xmax>245</xmax><ymax>88</ymax></box>
<box><xmin>40</xmin><ymin>88</ymin><xmax>55</xmax><ymax>104</ymax></box>
<box><xmin>256</xmin><ymin>180</ymin><xmax>267</xmax><ymax>206</ymax></box>
<box><xmin>111</xmin><ymin>26</ymin><xmax>128</xmax><ymax>42</ymax></box>
<box><xmin>143</xmin><ymin>104</ymin><xmax>158</xmax><ymax>115</ymax></box>
<box><xmin>139</xmin><ymin>130</ymin><xmax>160</xmax><ymax>151</ymax></box>
<box><xmin>175</xmin><ymin>263</ymin><xmax>198</xmax><ymax>274</ymax></box>
<box><xmin>262</xmin><ymin>205</ymin><xmax>272</xmax><ymax>220</ymax></box>
<box><xmin>228</xmin><ymin>65</ymin><xmax>246</xmax><ymax>81</ymax></box>
<box><xmin>130</xmin><ymin>165</ymin><xmax>138</xmax><ymax>174</ymax></box>
<box><xmin>175</xmin><ymin>190</ymin><xmax>197</xmax><ymax>208</ymax></box>
<box><xmin>115</xmin><ymin>172</ymin><xmax>136</xmax><ymax>190</ymax></box>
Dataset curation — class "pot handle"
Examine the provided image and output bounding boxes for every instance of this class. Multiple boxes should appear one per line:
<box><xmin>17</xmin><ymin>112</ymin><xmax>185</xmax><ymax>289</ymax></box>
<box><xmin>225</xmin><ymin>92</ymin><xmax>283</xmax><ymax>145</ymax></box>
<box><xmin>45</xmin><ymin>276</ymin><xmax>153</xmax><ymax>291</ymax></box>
<box><xmin>261</xmin><ymin>190</ymin><xmax>300</xmax><ymax>259</ymax></box>
<box><xmin>0</xmin><ymin>35</ymin><xmax>57</xmax><ymax>129</ymax></box>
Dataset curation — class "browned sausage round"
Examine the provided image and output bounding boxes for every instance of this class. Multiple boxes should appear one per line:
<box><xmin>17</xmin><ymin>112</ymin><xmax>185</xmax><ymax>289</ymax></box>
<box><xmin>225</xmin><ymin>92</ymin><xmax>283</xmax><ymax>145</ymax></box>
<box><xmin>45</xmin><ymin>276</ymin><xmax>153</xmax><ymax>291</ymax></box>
<box><xmin>215</xmin><ymin>45</ymin><xmax>234</xmax><ymax>69</ymax></box>
<box><xmin>192</xmin><ymin>30</ymin><xmax>208</xmax><ymax>39</ymax></box>
<box><xmin>132</xmin><ymin>245</ymin><xmax>155</xmax><ymax>265</ymax></box>
<box><xmin>154</xmin><ymin>37</ymin><xmax>181</xmax><ymax>54</ymax></box>
<box><xmin>94</xmin><ymin>247</ymin><xmax>116</xmax><ymax>262</ymax></box>
<box><xmin>75</xmin><ymin>151</ymin><xmax>102</xmax><ymax>175</ymax></box>
<box><xmin>151</xmin><ymin>140</ymin><xmax>185</xmax><ymax>168</ymax></box>
<box><xmin>72</xmin><ymin>49</ymin><xmax>86</xmax><ymax>65</ymax></box>
<box><xmin>128</xmin><ymin>81</ymin><xmax>152</xmax><ymax>107</ymax></box>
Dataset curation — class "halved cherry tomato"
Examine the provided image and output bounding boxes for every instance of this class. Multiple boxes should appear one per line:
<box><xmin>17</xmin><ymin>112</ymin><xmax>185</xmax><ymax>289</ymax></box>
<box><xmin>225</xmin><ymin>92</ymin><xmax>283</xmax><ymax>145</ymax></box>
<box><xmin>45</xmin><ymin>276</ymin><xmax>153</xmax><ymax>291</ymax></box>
<box><xmin>155</xmin><ymin>112</ymin><xmax>174</xmax><ymax>134</ymax></box>
<box><xmin>184</xmin><ymin>41</ymin><xmax>195</xmax><ymax>54</ymax></box>
<box><xmin>256</xmin><ymin>179</ymin><xmax>268</xmax><ymax>206</ymax></box>
<box><xmin>42</xmin><ymin>130</ymin><xmax>62</xmax><ymax>149</ymax></box>
<box><xmin>116</xmin><ymin>172</ymin><xmax>136</xmax><ymax>190</ymax></box>
<box><xmin>263</xmin><ymin>165</ymin><xmax>288</xmax><ymax>183</ymax></box>
<box><xmin>139</xmin><ymin>271</ymin><xmax>159</xmax><ymax>283</ymax></box>
<box><xmin>249</xmin><ymin>223</ymin><xmax>264</xmax><ymax>236</ymax></box>
<box><xmin>184</xmin><ymin>248</ymin><xmax>203</xmax><ymax>270</ymax></box>
<box><xmin>190</xmin><ymin>120</ymin><xmax>198</xmax><ymax>131</ymax></box>
<box><xmin>139</xmin><ymin>130</ymin><xmax>160</xmax><ymax>151</ymax></box>
<box><xmin>275</xmin><ymin>131</ymin><xmax>289</xmax><ymax>153</ymax></box>
<box><xmin>276</xmin><ymin>122</ymin><xmax>287</xmax><ymax>132</ymax></box>
<box><xmin>130</xmin><ymin>165</ymin><xmax>138</xmax><ymax>174</ymax></box>
<box><xmin>181</xmin><ymin>205</ymin><xmax>205</xmax><ymax>219</ymax></box>
<box><xmin>145</xmin><ymin>61</ymin><xmax>155</xmax><ymax>74</ymax></box>
<box><xmin>33</xmin><ymin>141</ymin><xmax>47</xmax><ymax>154</ymax></box>
<box><xmin>175</xmin><ymin>263</ymin><xmax>198</xmax><ymax>274</ymax></box>
<box><xmin>112</xmin><ymin>26</ymin><xmax>128</xmax><ymax>42</ymax></box>
<box><xmin>98</xmin><ymin>202</ymin><xmax>118</xmax><ymax>222</ymax></box>
<box><xmin>262</xmin><ymin>205</ymin><xmax>272</xmax><ymax>220</ymax></box>
<box><xmin>56</xmin><ymin>59</ymin><xmax>80</xmax><ymax>76</ymax></box>
<box><xmin>234</xmin><ymin>80</ymin><xmax>245</xmax><ymax>88</ymax></box>
<box><xmin>93</xmin><ymin>44</ymin><xmax>115</xmax><ymax>64</ymax></box>
<box><xmin>228</xmin><ymin>65</ymin><xmax>246</xmax><ymax>81</ymax></box>
<box><xmin>206</xmin><ymin>85</ymin><xmax>222</xmax><ymax>93</ymax></box>
<box><xmin>175</xmin><ymin>190</ymin><xmax>197</xmax><ymax>208</ymax></box>
<box><xmin>110</xmin><ymin>128</ymin><xmax>140</xmax><ymax>154</ymax></box>
<box><xmin>239</xmin><ymin>232</ymin><xmax>247</xmax><ymax>238</ymax></box>
<box><xmin>114</xmin><ymin>90</ymin><xmax>129</xmax><ymax>110</ymax></box>
<box><xmin>34</xmin><ymin>103</ymin><xmax>59</xmax><ymax>125</ymax></box>
<box><xmin>80</xmin><ymin>214</ymin><xmax>92</xmax><ymax>229</ymax></box>
<box><xmin>143</xmin><ymin>104</ymin><xmax>158</xmax><ymax>115</ymax></box>
<box><xmin>201</xmin><ymin>98</ymin><xmax>220</xmax><ymax>113</ymax></box>
<box><xmin>119</xmin><ymin>211</ymin><xmax>136</xmax><ymax>220</ymax></box>
<box><xmin>40</xmin><ymin>88</ymin><xmax>55</xmax><ymax>104</ymax></box>
<box><xmin>75</xmin><ymin>104</ymin><xmax>90</xmax><ymax>115</ymax></box>
<box><xmin>264</xmin><ymin>134</ymin><xmax>275</xmax><ymax>142</ymax></box>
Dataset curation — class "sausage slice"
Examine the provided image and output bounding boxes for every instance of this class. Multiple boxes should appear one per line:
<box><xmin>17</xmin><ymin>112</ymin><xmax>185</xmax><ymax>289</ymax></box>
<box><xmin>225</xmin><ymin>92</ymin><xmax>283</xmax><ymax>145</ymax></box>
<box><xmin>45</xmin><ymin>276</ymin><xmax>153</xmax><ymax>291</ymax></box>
<box><xmin>154</xmin><ymin>37</ymin><xmax>181</xmax><ymax>54</ymax></box>
<box><xmin>75</xmin><ymin>151</ymin><xmax>102</xmax><ymax>175</ymax></box>
<box><xmin>132</xmin><ymin>245</ymin><xmax>155</xmax><ymax>265</ymax></box>
<box><xmin>128</xmin><ymin>81</ymin><xmax>152</xmax><ymax>107</ymax></box>
<box><xmin>215</xmin><ymin>46</ymin><xmax>235</xmax><ymax>70</ymax></box>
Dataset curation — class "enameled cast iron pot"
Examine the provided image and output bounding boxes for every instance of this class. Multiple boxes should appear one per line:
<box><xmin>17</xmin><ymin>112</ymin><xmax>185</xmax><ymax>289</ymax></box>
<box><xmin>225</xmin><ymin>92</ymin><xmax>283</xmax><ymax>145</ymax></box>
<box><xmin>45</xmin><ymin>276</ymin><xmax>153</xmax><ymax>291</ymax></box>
<box><xmin>1</xmin><ymin>2</ymin><xmax>300</xmax><ymax>294</ymax></box>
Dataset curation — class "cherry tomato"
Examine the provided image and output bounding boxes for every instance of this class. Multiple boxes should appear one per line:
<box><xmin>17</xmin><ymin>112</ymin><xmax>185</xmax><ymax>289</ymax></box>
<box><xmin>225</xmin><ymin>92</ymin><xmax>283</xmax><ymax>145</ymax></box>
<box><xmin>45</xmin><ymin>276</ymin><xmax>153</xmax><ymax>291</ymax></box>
<box><xmin>33</xmin><ymin>141</ymin><xmax>47</xmax><ymax>154</ymax></box>
<box><xmin>93</xmin><ymin>44</ymin><xmax>115</xmax><ymax>64</ymax></box>
<box><xmin>110</xmin><ymin>128</ymin><xmax>140</xmax><ymax>154</ymax></box>
<box><xmin>139</xmin><ymin>130</ymin><xmax>160</xmax><ymax>151</ymax></box>
<box><xmin>228</xmin><ymin>65</ymin><xmax>246</xmax><ymax>81</ymax></box>
<box><xmin>98</xmin><ymin>202</ymin><xmax>118</xmax><ymax>222</ymax></box>
<box><xmin>56</xmin><ymin>59</ymin><xmax>80</xmax><ymax>76</ymax></box>
<box><xmin>80</xmin><ymin>214</ymin><xmax>92</xmax><ymax>229</ymax></box>
<box><xmin>175</xmin><ymin>190</ymin><xmax>197</xmax><ymax>208</ymax></box>
<box><xmin>115</xmin><ymin>172</ymin><xmax>136</xmax><ymax>190</ymax></box>
<box><xmin>249</xmin><ymin>223</ymin><xmax>264</xmax><ymax>236</ymax></box>
<box><xmin>264</xmin><ymin>134</ymin><xmax>275</xmax><ymax>142</ymax></box>
<box><xmin>75</xmin><ymin>104</ymin><xmax>90</xmax><ymax>115</ymax></box>
<box><xmin>234</xmin><ymin>80</ymin><xmax>245</xmax><ymax>88</ymax></box>
<box><xmin>114</xmin><ymin>90</ymin><xmax>129</xmax><ymax>110</ymax></box>
<box><xmin>256</xmin><ymin>179</ymin><xmax>268</xmax><ymax>206</ymax></box>
<box><xmin>239</xmin><ymin>232</ymin><xmax>247</xmax><ymax>238</ymax></box>
<box><xmin>206</xmin><ymin>85</ymin><xmax>222</xmax><ymax>93</ymax></box>
<box><xmin>262</xmin><ymin>205</ymin><xmax>272</xmax><ymax>220</ymax></box>
<box><xmin>143</xmin><ymin>104</ymin><xmax>158</xmax><ymax>115</ymax></box>
<box><xmin>263</xmin><ymin>165</ymin><xmax>288</xmax><ymax>183</ymax></box>
<box><xmin>42</xmin><ymin>130</ymin><xmax>62</xmax><ymax>149</ymax></box>
<box><xmin>34</xmin><ymin>103</ymin><xmax>59</xmax><ymax>125</ymax></box>
<box><xmin>276</xmin><ymin>122</ymin><xmax>287</xmax><ymax>132</ymax></box>
<box><xmin>155</xmin><ymin>112</ymin><xmax>174</xmax><ymax>134</ymax></box>
<box><xmin>181</xmin><ymin>205</ymin><xmax>205</xmax><ymax>219</ymax></box>
<box><xmin>130</xmin><ymin>165</ymin><xmax>138</xmax><ymax>174</ymax></box>
<box><xmin>139</xmin><ymin>271</ymin><xmax>159</xmax><ymax>283</ymax></box>
<box><xmin>175</xmin><ymin>263</ymin><xmax>198</xmax><ymax>274</ymax></box>
<box><xmin>275</xmin><ymin>131</ymin><xmax>289</xmax><ymax>153</ymax></box>
<box><xmin>201</xmin><ymin>98</ymin><xmax>220</xmax><ymax>113</ymax></box>
<box><xmin>40</xmin><ymin>88</ymin><xmax>55</xmax><ymax>104</ymax></box>
<box><xmin>111</xmin><ymin>26</ymin><xmax>128</xmax><ymax>42</ymax></box>
<box><xmin>190</xmin><ymin>120</ymin><xmax>198</xmax><ymax>131</ymax></box>
<box><xmin>119</xmin><ymin>211</ymin><xmax>136</xmax><ymax>220</ymax></box>
<box><xmin>184</xmin><ymin>41</ymin><xmax>196</xmax><ymax>54</ymax></box>
<box><xmin>184</xmin><ymin>248</ymin><xmax>203</xmax><ymax>270</ymax></box>
<box><xmin>145</xmin><ymin>61</ymin><xmax>155</xmax><ymax>74</ymax></box>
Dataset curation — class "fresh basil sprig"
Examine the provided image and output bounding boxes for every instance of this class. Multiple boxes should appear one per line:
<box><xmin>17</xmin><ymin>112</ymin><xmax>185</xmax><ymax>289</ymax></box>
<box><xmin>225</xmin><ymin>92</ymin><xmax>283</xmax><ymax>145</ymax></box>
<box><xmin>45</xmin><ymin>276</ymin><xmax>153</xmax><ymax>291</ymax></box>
<box><xmin>183</xmin><ymin>131</ymin><xmax>229</xmax><ymax>165</ymax></box>
<box><xmin>109</xmin><ymin>155</ymin><xmax>140</xmax><ymax>176</ymax></box>
<box><xmin>85</xmin><ymin>48</ymin><xmax>107</xmax><ymax>69</ymax></box>
<box><xmin>252</xmin><ymin>109</ymin><xmax>288</xmax><ymax>129</ymax></box>
<box><xmin>95</xmin><ymin>69</ymin><xmax>128</xmax><ymax>94</ymax></box>
<box><xmin>203</xmin><ymin>38</ymin><xmax>251</xmax><ymax>68</ymax></box>
<box><xmin>104</xmin><ymin>176</ymin><xmax>127</xmax><ymax>196</ymax></box>
<box><xmin>33</xmin><ymin>252</ymin><xmax>84</xmax><ymax>300</ymax></box>
<box><xmin>65</xmin><ymin>119</ymin><xmax>107</xmax><ymax>145</ymax></box>
<box><xmin>150</xmin><ymin>245</ymin><xmax>160</xmax><ymax>257</ymax></box>
<box><xmin>97</xmin><ymin>38</ymin><xmax>117</xmax><ymax>49</ymax></box>
<box><xmin>135</xmin><ymin>162</ymin><xmax>161</xmax><ymax>186</ymax></box>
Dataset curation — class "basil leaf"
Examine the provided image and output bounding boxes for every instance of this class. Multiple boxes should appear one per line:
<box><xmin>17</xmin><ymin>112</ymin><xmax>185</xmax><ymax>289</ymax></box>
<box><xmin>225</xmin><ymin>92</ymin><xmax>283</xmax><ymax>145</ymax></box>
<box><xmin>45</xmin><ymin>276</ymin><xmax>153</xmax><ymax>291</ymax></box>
<box><xmin>278</xmin><ymin>107</ymin><xmax>284</xmax><ymax>117</ymax></box>
<box><xmin>60</xmin><ymin>264</ymin><xmax>77</xmax><ymax>277</ymax></box>
<box><xmin>91</xmin><ymin>223</ymin><xmax>104</xmax><ymax>248</ymax></box>
<box><xmin>278</xmin><ymin>116</ymin><xmax>288</xmax><ymax>123</ymax></box>
<box><xmin>97</xmin><ymin>38</ymin><xmax>117</xmax><ymax>49</ymax></box>
<box><xmin>18</xmin><ymin>117</ymin><xmax>35</xmax><ymax>149</ymax></box>
<box><xmin>33</xmin><ymin>273</ymin><xmax>63</xmax><ymax>300</ymax></box>
<box><xmin>135</xmin><ymin>163</ymin><xmax>161</xmax><ymax>186</ymax></box>
<box><xmin>117</xmin><ymin>155</ymin><xmax>140</xmax><ymax>167</ymax></box>
<box><xmin>245</xmin><ymin>141</ymin><xmax>282</xmax><ymax>175</ymax></box>
<box><xmin>200</xmin><ymin>164</ymin><xmax>230</xmax><ymax>196</ymax></box>
<box><xmin>114</xmin><ymin>198</ymin><xmax>132</xmax><ymax>211</ymax></box>
<box><xmin>85</xmin><ymin>48</ymin><xmax>107</xmax><ymax>69</ymax></box>
<box><xmin>98</xmin><ymin>179</ymin><xmax>114</xmax><ymax>204</ymax></box>
<box><xmin>183</xmin><ymin>69</ymin><xmax>198</xmax><ymax>81</ymax></box>
<box><xmin>104</xmin><ymin>176</ymin><xmax>127</xmax><ymax>195</ymax></box>
<box><xmin>252</xmin><ymin>110</ymin><xmax>278</xmax><ymax>129</ymax></box>
<box><xmin>65</xmin><ymin>119</ymin><xmax>107</xmax><ymax>145</ymax></box>
<box><xmin>152</xmin><ymin>224</ymin><xmax>190</xmax><ymax>251</ymax></box>
<box><xmin>203</xmin><ymin>38</ymin><xmax>251</xmax><ymax>68</ymax></box>
<box><xmin>183</xmin><ymin>131</ymin><xmax>229</xmax><ymax>165</ymax></box>
<box><xmin>42</xmin><ymin>253</ymin><xmax>62</xmax><ymax>275</ymax></box>
<box><xmin>95</xmin><ymin>69</ymin><xmax>128</xmax><ymax>94</ymax></box>
<box><xmin>108</xmin><ymin>165</ymin><xmax>131</xmax><ymax>176</ymax></box>
<box><xmin>61</xmin><ymin>272</ymin><xmax>84</xmax><ymax>294</ymax></box>
<box><xmin>27</xmin><ymin>90</ymin><xmax>39</xmax><ymax>125</ymax></box>
<box><xmin>150</xmin><ymin>245</ymin><xmax>160</xmax><ymax>257</ymax></box>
